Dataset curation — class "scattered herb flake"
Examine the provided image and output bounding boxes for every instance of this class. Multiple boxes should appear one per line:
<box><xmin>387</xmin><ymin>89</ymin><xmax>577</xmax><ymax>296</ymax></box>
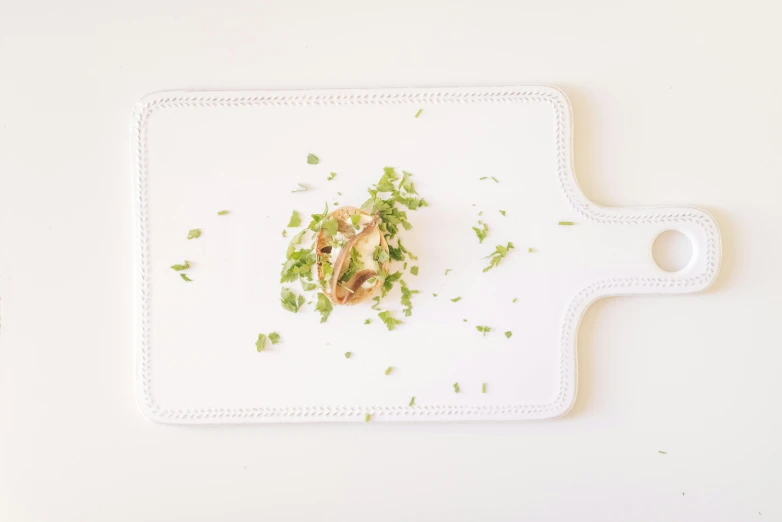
<box><xmin>217</xmin><ymin>210</ymin><xmax>229</xmax><ymax>215</ymax></box>
<box><xmin>287</xmin><ymin>210</ymin><xmax>301</xmax><ymax>227</ymax></box>
<box><xmin>409</xmin><ymin>396</ymin><xmax>415</xmax><ymax>406</ymax></box>
<box><xmin>479</xmin><ymin>176</ymin><xmax>488</xmax><ymax>180</ymax></box>
<box><xmin>186</xmin><ymin>229</ymin><xmax>201</xmax><ymax>240</ymax></box>
<box><xmin>350</xmin><ymin>214</ymin><xmax>362</xmax><ymax>229</ymax></box>
<box><xmin>373</xmin><ymin>245</ymin><xmax>389</xmax><ymax>264</ymax></box>
<box><xmin>315</xmin><ymin>292</ymin><xmax>333</xmax><ymax>322</ymax></box>
<box><xmin>280</xmin><ymin>287</ymin><xmax>304</xmax><ymax>313</ymax></box>
<box><xmin>371</xmin><ymin>296</ymin><xmax>381</xmax><ymax>310</ymax></box>
<box><xmin>400</xmin><ymin>280</ymin><xmax>419</xmax><ymax>316</ymax></box>
<box><xmin>282</xmin><ymin>230</ymin><xmax>287</xmax><ymax>237</ymax></box>
<box><xmin>364</xmin><ymin>319</ymin><xmax>371</xmax><ymax>324</ymax></box>
<box><xmin>255</xmin><ymin>334</ymin><xmax>267</xmax><ymax>352</ymax></box>
<box><xmin>491</xmin><ymin>176</ymin><xmax>499</xmax><ymax>183</ymax></box>
<box><xmin>307</xmin><ymin>153</ymin><xmax>319</xmax><ymax>165</ymax></box>
<box><xmin>453</xmin><ymin>382</ymin><xmax>460</xmax><ymax>393</ymax></box>
<box><xmin>558</xmin><ymin>221</ymin><xmax>575</xmax><ymax>226</ymax></box>
<box><xmin>269</xmin><ymin>332</ymin><xmax>281</xmax><ymax>344</ymax></box>
<box><xmin>528</xmin><ymin>247</ymin><xmax>533</xmax><ymax>253</ymax></box>
<box><xmin>307</xmin><ymin>203</ymin><xmax>329</xmax><ymax>231</ymax></box>
<box><xmin>321</xmin><ymin>217</ymin><xmax>338</xmax><ymax>237</ymax></box>
<box><xmin>512</xmin><ymin>297</ymin><xmax>518</xmax><ymax>303</ymax></box>
<box><xmin>327</xmin><ymin>172</ymin><xmax>336</xmax><ymax>181</ymax></box>
<box><xmin>415</xmin><ymin>109</ymin><xmax>423</xmax><ymax>118</ymax></box>
<box><xmin>451</xmin><ymin>297</ymin><xmax>462</xmax><ymax>303</ymax></box>
<box><xmin>380</xmin><ymin>271</ymin><xmax>402</xmax><ymax>298</ymax></box>
<box><xmin>384</xmin><ymin>366</ymin><xmax>393</xmax><ymax>375</ymax></box>
<box><xmin>180</xmin><ymin>273</ymin><xmax>193</xmax><ymax>282</ymax></box>
<box><xmin>364</xmin><ymin>413</ymin><xmax>371</xmax><ymax>422</ymax></box>
<box><xmin>504</xmin><ymin>331</ymin><xmax>512</xmax><ymax>339</ymax></box>
<box><xmin>476</xmin><ymin>325</ymin><xmax>491</xmax><ymax>336</ymax></box>
<box><xmin>478</xmin><ymin>211</ymin><xmax>483</xmax><ymax>216</ymax></box>
<box><xmin>301</xmin><ymin>281</ymin><xmax>318</xmax><ymax>291</ymax></box>
<box><xmin>378</xmin><ymin>310</ymin><xmax>402</xmax><ymax>331</ymax></box>
<box><xmin>170</xmin><ymin>261</ymin><xmax>190</xmax><ymax>271</ymax></box>
<box><xmin>659</xmin><ymin>450</ymin><xmax>667</xmax><ymax>454</ymax></box>
<box><xmin>499</xmin><ymin>210</ymin><xmax>506</xmax><ymax>216</ymax></box>
<box><xmin>445</xmin><ymin>269</ymin><xmax>452</xmax><ymax>276</ymax></box>
<box><xmin>292</xmin><ymin>183</ymin><xmax>308</xmax><ymax>193</ymax></box>
<box><xmin>432</xmin><ymin>293</ymin><xmax>438</xmax><ymax>297</ymax></box>
<box><xmin>482</xmin><ymin>383</ymin><xmax>487</xmax><ymax>393</ymax></box>
<box><xmin>483</xmin><ymin>242</ymin><xmax>515</xmax><ymax>272</ymax></box>
<box><xmin>410</xmin><ymin>266</ymin><xmax>419</xmax><ymax>276</ymax></box>
<box><xmin>463</xmin><ymin>319</ymin><xmax>467</xmax><ymax>322</ymax></box>
<box><xmin>472</xmin><ymin>222</ymin><xmax>489</xmax><ymax>243</ymax></box>
<box><xmin>345</xmin><ymin>352</ymin><xmax>351</xmax><ymax>358</ymax></box>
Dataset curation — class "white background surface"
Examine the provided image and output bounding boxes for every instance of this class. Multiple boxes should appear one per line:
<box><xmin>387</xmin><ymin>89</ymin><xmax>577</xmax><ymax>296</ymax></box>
<box><xmin>0</xmin><ymin>0</ymin><xmax>778</xmax><ymax>520</ymax></box>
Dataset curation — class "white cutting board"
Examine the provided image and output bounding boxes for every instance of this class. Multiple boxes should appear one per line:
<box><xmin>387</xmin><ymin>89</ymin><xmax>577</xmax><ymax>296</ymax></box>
<box><xmin>131</xmin><ymin>86</ymin><xmax>720</xmax><ymax>423</ymax></box>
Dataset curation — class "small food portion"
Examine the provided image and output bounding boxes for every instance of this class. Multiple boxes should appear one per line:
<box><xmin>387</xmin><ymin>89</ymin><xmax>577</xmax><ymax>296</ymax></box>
<box><xmin>315</xmin><ymin>206</ymin><xmax>391</xmax><ymax>306</ymax></box>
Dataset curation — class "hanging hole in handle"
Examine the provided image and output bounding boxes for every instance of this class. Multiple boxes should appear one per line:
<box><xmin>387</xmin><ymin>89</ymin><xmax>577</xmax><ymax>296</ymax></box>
<box><xmin>652</xmin><ymin>230</ymin><xmax>694</xmax><ymax>273</ymax></box>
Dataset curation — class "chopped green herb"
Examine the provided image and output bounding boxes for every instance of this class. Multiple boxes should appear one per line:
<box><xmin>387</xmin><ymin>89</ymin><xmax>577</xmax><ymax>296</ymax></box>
<box><xmin>479</xmin><ymin>176</ymin><xmax>488</xmax><ymax>180</ymax></box>
<box><xmin>491</xmin><ymin>176</ymin><xmax>499</xmax><ymax>183</ymax></box>
<box><xmin>463</xmin><ymin>319</ymin><xmax>467</xmax><ymax>322</ymax></box>
<box><xmin>504</xmin><ymin>331</ymin><xmax>512</xmax><ymax>339</ymax></box>
<box><xmin>445</xmin><ymin>269</ymin><xmax>452</xmax><ymax>276</ymax></box>
<box><xmin>512</xmin><ymin>297</ymin><xmax>518</xmax><ymax>303</ymax></box>
<box><xmin>453</xmin><ymin>383</ymin><xmax>460</xmax><ymax>393</ymax></box>
<box><xmin>482</xmin><ymin>383</ymin><xmax>487</xmax><ymax>393</ymax></box>
<box><xmin>380</xmin><ymin>271</ymin><xmax>402</xmax><ymax>297</ymax></box>
<box><xmin>280</xmin><ymin>287</ymin><xmax>305</xmax><ymax>313</ymax></box>
<box><xmin>170</xmin><ymin>261</ymin><xmax>190</xmax><ymax>271</ymax></box>
<box><xmin>287</xmin><ymin>210</ymin><xmax>301</xmax><ymax>228</ymax></box>
<box><xmin>321</xmin><ymin>217</ymin><xmax>338</xmax><ymax>237</ymax></box>
<box><xmin>472</xmin><ymin>222</ymin><xmax>489</xmax><ymax>243</ymax></box>
<box><xmin>409</xmin><ymin>265</ymin><xmax>419</xmax><ymax>276</ymax></box>
<box><xmin>307</xmin><ymin>153</ymin><xmax>319</xmax><ymax>165</ymax></box>
<box><xmin>301</xmin><ymin>281</ymin><xmax>318</xmax><ymax>291</ymax></box>
<box><xmin>558</xmin><ymin>221</ymin><xmax>575</xmax><ymax>226</ymax></box>
<box><xmin>345</xmin><ymin>352</ymin><xmax>352</xmax><ymax>358</ymax></box>
<box><xmin>292</xmin><ymin>183</ymin><xmax>308</xmax><ymax>193</ymax></box>
<box><xmin>499</xmin><ymin>210</ymin><xmax>506</xmax><ymax>216</ymax></box>
<box><xmin>415</xmin><ymin>109</ymin><xmax>423</xmax><ymax>118</ymax></box>
<box><xmin>378</xmin><ymin>310</ymin><xmax>402</xmax><ymax>331</ymax></box>
<box><xmin>478</xmin><ymin>211</ymin><xmax>483</xmax><ymax>216</ymax></box>
<box><xmin>432</xmin><ymin>293</ymin><xmax>438</xmax><ymax>297</ymax></box>
<box><xmin>528</xmin><ymin>247</ymin><xmax>533</xmax><ymax>253</ymax></box>
<box><xmin>327</xmin><ymin>172</ymin><xmax>337</xmax><ymax>181</ymax></box>
<box><xmin>364</xmin><ymin>413</ymin><xmax>371</xmax><ymax>422</ymax></box>
<box><xmin>282</xmin><ymin>230</ymin><xmax>287</xmax><ymax>237</ymax></box>
<box><xmin>269</xmin><ymin>332</ymin><xmax>281</xmax><ymax>344</ymax></box>
<box><xmin>476</xmin><ymin>325</ymin><xmax>491</xmax><ymax>336</ymax></box>
<box><xmin>371</xmin><ymin>296</ymin><xmax>381</xmax><ymax>310</ymax></box>
<box><xmin>337</xmin><ymin>192</ymin><xmax>342</xmax><ymax>196</ymax></box>
<box><xmin>451</xmin><ymin>297</ymin><xmax>462</xmax><ymax>303</ymax></box>
<box><xmin>483</xmin><ymin>242</ymin><xmax>515</xmax><ymax>272</ymax></box>
<box><xmin>350</xmin><ymin>214</ymin><xmax>361</xmax><ymax>229</ymax></box>
<box><xmin>400</xmin><ymin>280</ymin><xmax>419</xmax><ymax>316</ymax></box>
<box><xmin>364</xmin><ymin>319</ymin><xmax>371</xmax><ymax>325</ymax></box>
<box><xmin>409</xmin><ymin>396</ymin><xmax>415</xmax><ymax>406</ymax></box>
<box><xmin>217</xmin><ymin>210</ymin><xmax>229</xmax><ymax>215</ymax></box>
<box><xmin>403</xmin><ymin>262</ymin><xmax>407</xmax><ymax>270</ymax></box>
<box><xmin>659</xmin><ymin>450</ymin><xmax>667</xmax><ymax>454</ymax></box>
<box><xmin>180</xmin><ymin>273</ymin><xmax>193</xmax><ymax>282</ymax></box>
<box><xmin>384</xmin><ymin>366</ymin><xmax>393</xmax><ymax>375</ymax></box>
<box><xmin>255</xmin><ymin>334</ymin><xmax>267</xmax><ymax>352</ymax></box>
<box><xmin>315</xmin><ymin>292</ymin><xmax>333</xmax><ymax>322</ymax></box>
<box><xmin>307</xmin><ymin>203</ymin><xmax>329</xmax><ymax>231</ymax></box>
<box><xmin>186</xmin><ymin>229</ymin><xmax>201</xmax><ymax>240</ymax></box>
<box><xmin>333</xmin><ymin>202</ymin><xmax>338</xmax><ymax>206</ymax></box>
<box><xmin>281</xmin><ymin>233</ymin><xmax>315</xmax><ymax>283</ymax></box>
<box><xmin>373</xmin><ymin>245</ymin><xmax>389</xmax><ymax>264</ymax></box>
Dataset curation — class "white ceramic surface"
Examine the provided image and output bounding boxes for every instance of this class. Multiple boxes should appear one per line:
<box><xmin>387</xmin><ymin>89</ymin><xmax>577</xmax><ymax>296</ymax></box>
<box><xmin>131</xmin><ymin>86</ymin><xmax>720</xmax><ymax>423</ymax></box>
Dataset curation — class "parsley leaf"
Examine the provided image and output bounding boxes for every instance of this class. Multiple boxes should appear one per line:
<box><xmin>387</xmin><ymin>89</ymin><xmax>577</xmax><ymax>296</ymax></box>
<box><xmin>307</xmin><ymin>153</ymin><xmax>319</xmax><ymax>164</ymax></box>
<box><xmin>451</xmin><ymin>297</ymin><xmax>462</xmax><ymax>303</ymax></box>
<box><xmin>491</xmin><ymin>176</ymin><xmax>499</xmax><ymax>183</ymax></box>
<box><xmin>376</xmin><ymin>167</ymin><xmax>399</xmax><ymax>192</ymax></box>
<box><xmin>170</xmin><ymin>261</ymin><xmax>190</xmax><ymax>271</ymax></box>
<box><xmin>482</xmin><ymin>242</ymin><xmax>515</xmax><ymax>272</ymax></box>
<box><xmin>528</xmin><ymin>247</ymin><xmax>534</xmax><ymax>253</ymax></box>
<box><xmin>217</xmin><ymin>210</ymin><xmax>229</xmax><ymax>215</ymax></box>
<box><xmin>512</xmin><ymin>297</ymin><xmax>518</xmax><ymax>303</ymax></box>
<box><xmin>180</xmin><ymin>273</ymin><xmax>193</xmax><ymax>282</ymax></box>
<box><xmin>327</xmin><ymin>172</ymin><xmax>336</xmax><ymax>181</ymax></box>
<box><xmin>187</xmin><ymin>229</ymin><xmax>201</xmax><ymax>240</ymax></box>
<box><xmin>373</xmin><ymin>245</ymin><xmax>389</xmax><ymax>264</ymax></box>
<box><xmin>345</xmin><ymin>352</ymin><xmax>352</xmax><ymax>358</ymax></box>
<box><xmin>301</xmin><ymin>281</ymin><xmax>318</xmax><ymax>291</ymax></box>
<box><xmin>415</xmin><ymin>109</ymin><xmax>422</xmax><ymax>118</ymax></box>
<box><xmin>292</xmin><ymin>183</ymin><xmax>308</xmax><ymax>193</ymax></box>
<box><xmin>410</xmin><ymin>266</ymin><xmax>418</xmax><ymax>276</ymax></box>
<box><xmin>321</xmin><ymin>217</ymin><xmax>338</xmax><ymax>237</ymax></box>
<box><xmin>499</xmin><ymin>210</ymin><xmax>506</xmax><ymax>216</ymax></box>
<box><xmin>433</xmin><ymin>293</ymin><xmax>438</xmax><ymax>297</ymax></box>
<box><xmin>409</xmin><ymin>396</ymin><xmax>416</xmax><ymax>406</ymax></box>
<box><xmin>371</xmin><ymin>296</ymin><xmax>381</xmax><ymax>310</ymax></box>
<box><xmin>307</xmin><ymin>203</ymin><xmax>329</xmax><ymax>231</ymax></box>
<box><xmin>472</xmin><ymin>222</ymin><xmax>489</xmax><ymax>244</ymax></box>
<box><xmin>269</xmin><ymin>332</ymin><xmax>281</xmax><ymax>344</ymax></box>
<box><xmin>400</xmin><ymin>280</ymin><xmax>419</xmax><ymax>316</ymax></box>
<box><xmin>453</xmin><ymin>383</ymin><xmax>460</xmax><ymax>393</ymax></box>
<box><xmin>504</xmin><ymin>331</ymin><xmax>512</xmax><ymax>339</ymax></box>
<box><xmin>381</xmin><ymin>271</ymin><xmax>402</xmax><ymax>297</ymax></box>
<box><xmin>364</xmin><ymin>319</ymin><xmax>371</xmax><ymax>324</ymax></box>
<box><xmin>558</xmin><ymin>221</ymin><xmax>575</xmax><ymax>226</ymax></box>
<box><xmin>287</xmin><ymin>210</ymin><xmax>301</xmax><ymax>228</ymax></box>
<box><xmin>350</xmin><ymin>214</ymin><xmax>361</xmax><ymax>228</ymax></box>
<box><xmin>315</xmin><ymin>292</ymin><xmax>333</xmax><ymax>323</ymax></box>
<box><xmin>282</xmin><ymin>230</ymin><xmax>287</xmax><ymax>237</ymax></box>
<box><xmin>280</xmin><ymin>287</ymin><xmax>305</xmax><ymax>313</ymax></box>
<box><xmin>445</xmin><ymin>269</ymin><xmax>452</xmax><ymax>276</ymax></box>
<box><xmin>384</xmin><ymin>366</ymin><xmax>393</xmax><ymax>375</ymax></box>
<box><xmin>476</xmin><ymin>325</ymin><xmax>491</xmax><ymax>336</ymax></box>
<box><xmin>480</xmin><ymin>177</ymin><xmax>488</xmax><ymax>180</ymax></box>
<box><xmin>378</xmin><ymin>310</ymin><xmax>402</xmax><ymax>331</ymax></box>
<box><xmin>365</xmin><ymin>413</ymin><xmax>371</xmax><ymax>422</ymax></box>
<box><xmin>256</xmin><ymin>334</ymin><xmax>267</xmax><ymax>352</ymax></box>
